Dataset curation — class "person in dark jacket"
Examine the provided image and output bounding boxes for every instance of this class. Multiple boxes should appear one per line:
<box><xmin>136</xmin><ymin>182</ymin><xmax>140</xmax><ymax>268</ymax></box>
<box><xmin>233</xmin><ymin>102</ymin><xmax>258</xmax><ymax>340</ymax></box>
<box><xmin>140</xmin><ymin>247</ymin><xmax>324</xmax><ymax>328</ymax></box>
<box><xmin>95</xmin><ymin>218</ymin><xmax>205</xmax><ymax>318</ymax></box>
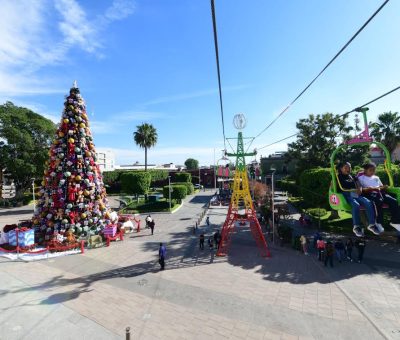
<box><xmin>158</xmin><ymin>243</ymin><xmax>166</xmax><ymax>270</ymax></box>
<box><xmin>324</xmin><ymin>241</ymin><xmax>334</xmax><ymax>268</ymax></box>
<box><xmin>337</xmin><ymin>162</ymin><xmax>376</xmax><ymax>237</ymax></box>
<box><xmin>346</xmin><ymin>238</ymin><xmax>354</xmax><ymax>261</ymax></box>
<box><xmin>334</xmin><ymin>240</ymin><xmax>345</xmax><ymax>263</ymax></box>
<box><xmin>355</xmin><ymin>238</ymin><xmax>366</xmax><ymax>263</ymax></box>
<box><xmin>199</xmin><ymin>234</ymin><xmax>205</xmax><ymax>250</ymax></box>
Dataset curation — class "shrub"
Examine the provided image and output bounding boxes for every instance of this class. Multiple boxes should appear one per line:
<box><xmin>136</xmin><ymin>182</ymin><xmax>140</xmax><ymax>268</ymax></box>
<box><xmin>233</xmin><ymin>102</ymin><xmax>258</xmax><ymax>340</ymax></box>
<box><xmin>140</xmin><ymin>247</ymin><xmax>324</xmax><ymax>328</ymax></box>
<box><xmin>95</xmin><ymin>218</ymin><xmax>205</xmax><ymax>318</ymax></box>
<box><xmin>120</xmin><ymin>172</ymin><xmax>151</xmax><ymax>195</ymax></box>
<box><xmin>276</xmin><ymin>179</ymin><xmax>299</xmax><ymax>196</ymax></box>
<box><xmin>182</xmin><ymin>182</ymin><xmax>194</xmax><ymax>195</ymax></box>
<box><xmin>148</xmin><ymin>170</ymin><xmax>169</xmax><ymax>182</ymax></box>
<box><xmin>163</xmin><ymin>184</ymin><xmax>187</xmax><ymax>202</ymax></box>
<box><xmin>306</xmin><ymin>208</ymin><xmax>327</xmax><ymax>218</ymax></box>
<box><xmin>174</xmin><ymin>172</ymin><xmax>192</xmax><ymax>183</ymax></box>
<box><xmin>298</xmin><ymin>168</ymin><xmax>331</xmax><ymax>209</ymax></box>
<box><xmin>102</xmin><ymin>170</ymin><xmax>123</xmax><ymax>185</ymax></box>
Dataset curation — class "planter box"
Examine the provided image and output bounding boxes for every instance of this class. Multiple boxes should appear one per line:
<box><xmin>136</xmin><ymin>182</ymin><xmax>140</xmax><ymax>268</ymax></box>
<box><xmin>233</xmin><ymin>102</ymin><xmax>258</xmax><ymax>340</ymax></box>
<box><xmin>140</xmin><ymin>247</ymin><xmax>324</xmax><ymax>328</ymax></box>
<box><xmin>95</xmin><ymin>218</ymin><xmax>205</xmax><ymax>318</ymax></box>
<box><xmin>8</xmin><ymin>229</ymin><xmax>34</xmax><ymax>247</ymax></box>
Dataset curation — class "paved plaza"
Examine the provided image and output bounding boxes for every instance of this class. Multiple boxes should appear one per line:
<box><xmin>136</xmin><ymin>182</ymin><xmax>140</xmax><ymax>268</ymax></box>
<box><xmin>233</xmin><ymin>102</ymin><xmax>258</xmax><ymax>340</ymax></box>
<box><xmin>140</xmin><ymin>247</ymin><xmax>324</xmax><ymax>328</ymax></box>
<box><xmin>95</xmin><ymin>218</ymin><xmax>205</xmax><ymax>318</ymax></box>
<box><xmin>1</xmin><ymin>192</ymin><xmax>400</xmax><ymax>340</ymax></box>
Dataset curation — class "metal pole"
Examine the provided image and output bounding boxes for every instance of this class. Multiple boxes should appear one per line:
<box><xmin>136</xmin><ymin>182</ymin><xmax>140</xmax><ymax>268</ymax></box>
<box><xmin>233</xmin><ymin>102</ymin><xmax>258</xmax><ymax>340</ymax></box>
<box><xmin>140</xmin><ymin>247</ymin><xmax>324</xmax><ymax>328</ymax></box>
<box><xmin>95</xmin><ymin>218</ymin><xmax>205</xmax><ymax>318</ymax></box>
<box><xmin>199</xmin><ymin>167</ymin><xmax>201</xmax><ymax>189</ymax></box>
<box><xmin>125</xmin><ymin>327</ymin><xmax>131</xmax><ymax>340</ymax></box>
<box><xmin>168</xmin><ymin>176</ymin><xmax>171</xmax><ymax>212</ymax></box>
<box><xmin>271</xmin><ymin>171</ymin><xmax>275</xmax><ymax>244</ymax></box>
<box><xmin>32</xmin><ymin>178</ymin><xmax>36</xmax><ymax>213</ymax></box>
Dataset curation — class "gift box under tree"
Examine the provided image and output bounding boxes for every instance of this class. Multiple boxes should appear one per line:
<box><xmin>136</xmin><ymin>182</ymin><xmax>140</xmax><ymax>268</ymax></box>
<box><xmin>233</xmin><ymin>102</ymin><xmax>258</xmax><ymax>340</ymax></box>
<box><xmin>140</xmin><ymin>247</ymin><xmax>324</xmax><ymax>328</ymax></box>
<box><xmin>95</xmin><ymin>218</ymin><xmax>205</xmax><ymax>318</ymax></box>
<box><xmin>9</xmin><ymin>229</ymin><xmax>35</xmax><ymax>247</ymax></box>
<box><xmin>103</xmin><ymin>225</ymin><xmax>117</xmax><ymax>237</ymax></box>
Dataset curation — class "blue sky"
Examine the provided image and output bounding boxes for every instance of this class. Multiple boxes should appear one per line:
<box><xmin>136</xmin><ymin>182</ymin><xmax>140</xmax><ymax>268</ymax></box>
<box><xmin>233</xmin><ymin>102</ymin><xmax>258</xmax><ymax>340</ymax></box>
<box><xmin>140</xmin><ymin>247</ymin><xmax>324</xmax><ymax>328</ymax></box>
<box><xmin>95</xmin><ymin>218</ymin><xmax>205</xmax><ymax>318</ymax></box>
<box><xmin>1</xmin><ymin>0</ymin><xmax>400</xmax><ymax>166</ymax></box>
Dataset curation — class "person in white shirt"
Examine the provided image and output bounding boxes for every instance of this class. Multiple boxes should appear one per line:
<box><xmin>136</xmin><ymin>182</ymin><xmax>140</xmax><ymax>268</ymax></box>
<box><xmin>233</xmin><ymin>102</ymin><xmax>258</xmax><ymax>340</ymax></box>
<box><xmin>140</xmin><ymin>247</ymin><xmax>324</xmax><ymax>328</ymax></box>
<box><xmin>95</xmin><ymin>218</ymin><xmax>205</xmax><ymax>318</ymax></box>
<box><xmin>358</xmin><ymin>162</ymin><xmax>400</xmax><ymax>234</ymax></box>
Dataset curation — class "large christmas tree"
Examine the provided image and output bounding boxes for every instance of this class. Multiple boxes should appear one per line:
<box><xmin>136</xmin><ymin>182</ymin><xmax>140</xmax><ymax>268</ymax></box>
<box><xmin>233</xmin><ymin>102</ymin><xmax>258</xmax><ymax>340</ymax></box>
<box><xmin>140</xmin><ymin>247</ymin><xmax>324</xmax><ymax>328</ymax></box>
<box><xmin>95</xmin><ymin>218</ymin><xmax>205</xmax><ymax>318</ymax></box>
<box><xmin>32</xmin><ymin>82</ymin><xmax>112</xmax><ymax>243</ymax></box>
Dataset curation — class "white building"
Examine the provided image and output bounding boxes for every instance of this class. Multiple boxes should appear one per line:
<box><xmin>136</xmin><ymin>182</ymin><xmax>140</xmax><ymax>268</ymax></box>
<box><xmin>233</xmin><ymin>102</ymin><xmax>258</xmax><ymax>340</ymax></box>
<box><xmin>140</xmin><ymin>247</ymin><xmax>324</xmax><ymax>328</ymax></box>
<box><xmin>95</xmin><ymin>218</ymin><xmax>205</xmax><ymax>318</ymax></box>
<box><xmin>96</xmin><ymin>148</ymin><xmax>115</xmax><ymax>172</ymax></box>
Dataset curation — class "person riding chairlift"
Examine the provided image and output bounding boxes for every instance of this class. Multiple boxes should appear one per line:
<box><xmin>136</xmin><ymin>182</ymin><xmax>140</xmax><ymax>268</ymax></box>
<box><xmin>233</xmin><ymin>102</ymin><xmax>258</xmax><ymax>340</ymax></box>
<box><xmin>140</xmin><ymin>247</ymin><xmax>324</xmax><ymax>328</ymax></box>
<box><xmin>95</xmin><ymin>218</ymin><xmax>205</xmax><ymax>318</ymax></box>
<box><xmin>337</xmin><ymin>162</ymin><xmax>377</xmax><ymax>237</ymax></box>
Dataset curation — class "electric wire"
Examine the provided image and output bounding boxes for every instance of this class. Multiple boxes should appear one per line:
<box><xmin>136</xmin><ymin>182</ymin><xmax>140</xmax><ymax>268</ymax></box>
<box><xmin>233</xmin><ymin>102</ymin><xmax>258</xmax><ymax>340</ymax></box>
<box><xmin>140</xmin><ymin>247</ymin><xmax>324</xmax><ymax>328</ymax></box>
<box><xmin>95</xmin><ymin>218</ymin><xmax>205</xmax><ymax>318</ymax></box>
<box><xmin>253</xmin><ymin>0</ymin><xmax>390</xmax><ymax>140</ymax></box>
<box><xmin>257</xmin><ymin>84</ymin><xmax>400</xmax><ymax>150</ymax></box>
<box><xmin>210</xmin><ymin>0</ymin><xmax>227</xmax><ymax>150</ymax></box>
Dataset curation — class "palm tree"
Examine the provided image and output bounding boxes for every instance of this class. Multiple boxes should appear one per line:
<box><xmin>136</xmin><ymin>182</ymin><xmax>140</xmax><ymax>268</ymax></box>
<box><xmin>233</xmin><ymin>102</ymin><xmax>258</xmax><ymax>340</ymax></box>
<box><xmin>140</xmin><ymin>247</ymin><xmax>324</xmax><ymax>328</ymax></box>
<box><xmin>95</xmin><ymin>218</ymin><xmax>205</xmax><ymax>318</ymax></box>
<box><xmin>370</xmin><ymin>112</ymin><xmax>400</xmax><ymax>155</ymax></box>
<box><xmin>133</xmin><ymin>123</ymin><xmax>158</xmax><ymax>171</ymax></box>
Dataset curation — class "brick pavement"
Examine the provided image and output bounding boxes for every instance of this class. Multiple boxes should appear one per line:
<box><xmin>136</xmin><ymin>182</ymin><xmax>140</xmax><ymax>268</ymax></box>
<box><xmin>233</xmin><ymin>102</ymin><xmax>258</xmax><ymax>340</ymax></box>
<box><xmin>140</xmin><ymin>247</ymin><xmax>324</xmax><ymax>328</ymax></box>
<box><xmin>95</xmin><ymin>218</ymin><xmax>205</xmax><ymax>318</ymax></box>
<box><xmin>1</xmin><ymin>192</ymin><xmax>399</xmax><ymax>339</ymax></box>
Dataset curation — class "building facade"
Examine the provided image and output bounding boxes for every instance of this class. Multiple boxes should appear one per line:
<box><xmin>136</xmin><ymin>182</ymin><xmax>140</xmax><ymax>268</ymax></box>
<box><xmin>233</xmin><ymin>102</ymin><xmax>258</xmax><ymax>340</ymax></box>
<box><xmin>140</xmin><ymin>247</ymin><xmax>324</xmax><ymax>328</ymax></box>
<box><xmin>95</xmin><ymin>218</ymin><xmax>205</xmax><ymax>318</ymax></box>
<box><xmin>95</xmin><ymin>149</ymin><xmax>115</xmax><ymax>172</ymax></box>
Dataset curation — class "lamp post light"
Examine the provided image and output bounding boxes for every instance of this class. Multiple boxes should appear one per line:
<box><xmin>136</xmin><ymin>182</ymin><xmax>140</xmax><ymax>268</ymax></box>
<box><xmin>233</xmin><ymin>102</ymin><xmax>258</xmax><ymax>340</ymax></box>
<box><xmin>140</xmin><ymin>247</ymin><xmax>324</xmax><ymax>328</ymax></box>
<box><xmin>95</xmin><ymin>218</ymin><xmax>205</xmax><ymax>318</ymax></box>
<box><xmin>270</xmin><ymin>169</ymin><xmax>276</xmax><ymax>244</ymax></box>
<box><xmin>31</xmin><ymin>178</ymin><xmax>36</xmax><ymax>213</ymax></box>
<box><xmin>168</xmin><ymin>176</ymin><xmax>172</xmax><ymax>212</ymax></box>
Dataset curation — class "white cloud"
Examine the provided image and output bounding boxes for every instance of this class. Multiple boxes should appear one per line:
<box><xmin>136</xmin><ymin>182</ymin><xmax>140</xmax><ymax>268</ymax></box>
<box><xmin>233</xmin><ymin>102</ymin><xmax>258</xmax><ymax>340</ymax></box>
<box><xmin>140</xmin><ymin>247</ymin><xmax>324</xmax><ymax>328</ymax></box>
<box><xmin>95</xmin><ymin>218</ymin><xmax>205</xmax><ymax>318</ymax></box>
<box><xmin>140</xmin><ymin>84</ymin><xmax>251</xmax><ymax>107</ymax></box>
<box><xmin>0</xmin><ymin>0</ymin><xmax>135</xmax><ymax>97</ymax></box>
<box><xmin>104</xmin><ymin>0</ymin><xmax>135</xmax><ymax>21</ymax></box>
<box><xmin>90</xmin><ymin>111</ymin><xmax>164</xmax><ymax>135</ymax></box>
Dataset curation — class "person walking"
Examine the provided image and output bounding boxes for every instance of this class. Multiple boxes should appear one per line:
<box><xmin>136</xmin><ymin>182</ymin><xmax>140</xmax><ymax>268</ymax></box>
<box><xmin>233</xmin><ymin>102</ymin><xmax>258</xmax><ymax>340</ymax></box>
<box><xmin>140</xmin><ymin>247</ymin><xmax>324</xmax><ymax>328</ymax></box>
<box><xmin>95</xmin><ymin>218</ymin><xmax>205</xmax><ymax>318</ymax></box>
<box><xmin>213</xmin><ymin>230</ymin><xmax>221</xmax><ymax>250</ymax></box>
<box><xmin>145</xmin><ymin>214</ymin><xmax>152</xmax><ymax>229</ymax></box>
<box><xmin>206</xmin><ymin>216</ymin><xmax>210</xmax><ymax>226</ymax></box>
<box><xmin>317</xmin><ymin>238</ymin><xmax>326</xmax><ymax>261</ymax></box>
<box><xmin>346</xmin><ymin>238</ymin><xmax>354</xmax><ymax>261</ymax></box>
<box><xmin>324</xmin><ymin>241</ymin><xmax>334</xmax><ymax>268</ymax></box>
<box><xmin>300</xmin><ymin>234</ymin><xmax>308</xmax><ymax>255</ymax></box>
<box><xmin>355</xmin><ymin>238</ymin><xmax>366</xmax><ymax>263</ymax></box>
<box><xmin>208</xmin><ymin>236</ymin><xmax>214</xmax><ymax>250</ymax></box>
<box><xmin>149</xmin><ymin>220</ymin><xmax>155</xmax><ymax>235</ymax></box>
<box><xmin>199</xmin><ymin>234</ymin><xmax>205</xmax><ymax>250</ymax></box>
<box><xmin>334</xmin><ymin>239</ymin><xmax>345</xmax><ymax>263</ymax></box>
<box><xmin>158</xmin><ymin>243</ymin><xmax>166</xmax><ymax>270</ymax></box>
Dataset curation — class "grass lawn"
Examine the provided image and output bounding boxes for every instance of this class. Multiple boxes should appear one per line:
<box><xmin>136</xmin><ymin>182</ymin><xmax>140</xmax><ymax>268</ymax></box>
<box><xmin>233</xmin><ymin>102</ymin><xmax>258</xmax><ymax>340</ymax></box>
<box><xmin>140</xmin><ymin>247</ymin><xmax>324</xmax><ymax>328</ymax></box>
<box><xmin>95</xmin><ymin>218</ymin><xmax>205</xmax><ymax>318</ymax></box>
<box><xmin>122</xmin><ymin>198</ymin><xmax>181</xmax><ymax>213</ymax></box>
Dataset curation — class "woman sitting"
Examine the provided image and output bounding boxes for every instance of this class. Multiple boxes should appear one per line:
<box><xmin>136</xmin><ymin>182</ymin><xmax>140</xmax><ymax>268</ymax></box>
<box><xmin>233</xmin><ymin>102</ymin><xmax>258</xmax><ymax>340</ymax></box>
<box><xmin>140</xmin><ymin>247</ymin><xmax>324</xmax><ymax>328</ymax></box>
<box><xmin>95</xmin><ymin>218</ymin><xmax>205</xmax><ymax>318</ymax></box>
<box><xmin>337</xmin><ymin>162</ymin><xmax>377</xmax><ymax>237</ymax></box>
<box><xmin>358</xmin><ymin>162</ymin><xmax>400</xmax><ymax>234</ymax></box>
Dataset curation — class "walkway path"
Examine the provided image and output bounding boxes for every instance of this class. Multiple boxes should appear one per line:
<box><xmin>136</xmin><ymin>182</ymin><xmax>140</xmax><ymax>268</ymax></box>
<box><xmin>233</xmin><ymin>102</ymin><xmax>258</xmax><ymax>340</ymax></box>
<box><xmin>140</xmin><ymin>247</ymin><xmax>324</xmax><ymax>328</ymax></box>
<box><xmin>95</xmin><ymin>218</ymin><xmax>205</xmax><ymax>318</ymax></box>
<box><xmin>0</xmin><ymin>191</ymin><xmax>399</xmax><ymax>339</ymax></box>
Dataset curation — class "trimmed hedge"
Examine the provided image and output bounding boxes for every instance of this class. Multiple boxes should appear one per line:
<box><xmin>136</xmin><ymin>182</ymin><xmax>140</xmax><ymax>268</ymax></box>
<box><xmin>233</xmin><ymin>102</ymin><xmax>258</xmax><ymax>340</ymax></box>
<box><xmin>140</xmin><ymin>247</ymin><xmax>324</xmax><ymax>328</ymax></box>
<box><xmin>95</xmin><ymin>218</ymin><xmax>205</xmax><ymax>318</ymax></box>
<box><xmin>182</xmin><ymin>182</ymin><xmax>194</xmax><ymax>195</ymax></box>
<box><xmin>102</xmin><ymin>170</ymin><xmax>123</xmax><ymax>185</ymax></box>
<box><xmin>148</xmin><ymin>169</ymin><xmax>169</xmax><ymax>182</ymax></box>
<box><xmin>175</xmin><ymin>172</ymin><xmax>192</xmax><ymax>183</ymax></box>
<box><xmin>299</xmin><ymin>168</ymin><xmax>331</xmax><ymax>209</ymax></box>
<box><xmin>163</xmin><ymin>184</ymin><xmax>187</xmax><ymax>202</ymax></box>
<box><xmin>120</xmin><ymin>171</ymin><xmax>151</xmax><ymax>195</ymax></box>
<box><xmin>276</xmin><ymin>179</ymin><xmax>299</xmax><ymax>196</ymax></box>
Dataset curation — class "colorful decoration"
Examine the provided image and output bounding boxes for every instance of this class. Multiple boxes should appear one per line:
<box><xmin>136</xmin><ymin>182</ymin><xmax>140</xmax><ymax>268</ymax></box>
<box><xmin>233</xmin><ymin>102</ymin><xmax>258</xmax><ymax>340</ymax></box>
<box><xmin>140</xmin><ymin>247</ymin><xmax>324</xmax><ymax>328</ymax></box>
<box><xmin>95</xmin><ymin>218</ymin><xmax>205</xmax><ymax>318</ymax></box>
<box><xmin>32</xmin><ymin>82</ymin><xmax>111</xmax><ymax>242</ymax></box>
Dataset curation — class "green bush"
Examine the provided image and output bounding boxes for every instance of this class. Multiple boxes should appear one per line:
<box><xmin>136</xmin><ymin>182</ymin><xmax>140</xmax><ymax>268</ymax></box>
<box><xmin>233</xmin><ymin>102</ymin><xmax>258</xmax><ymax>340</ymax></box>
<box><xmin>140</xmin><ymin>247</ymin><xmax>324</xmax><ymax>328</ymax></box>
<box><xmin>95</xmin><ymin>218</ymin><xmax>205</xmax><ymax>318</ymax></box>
<box><xmin>175</xmin><ymin>172</ymin><xmax>192</xmax><ymax>183</ymax></box>
<box><xmin>181</xmin><ymin>182</ymin><xmax>194</xmax><ymax>195</ymax></box>
<box><xmin>306</xmin><ymin>208</ymin><xmax>327</xmax><ymax>218</ymax></box>
<box><xmin>102</xmin><ymin>170</ymin><xmax>123</xmax><ymax>185</ymax></box>
<box><xmin>276</xmin><ymin>179</ymin><xmax>299</xmax><ymax>196</ymax></box>
<box><xmin>148</xmin><ymin>170</ymin><xmax>169</xmax><ymax>182</ymax></box>
<box><xmin>163</xmin><ymin>184</ymin><xmax>187</xmax><ymax>202</ymax></box>
<box><xmin>120</xmin><ymin>171</ymin><xmax>151</xmax><ymax>195</ymax></box>
<box><xmin>299</xmin><ymin>168</ymin><xmax>331</xmax><ymax>209</ymax></box>
<box><xmin>375</xmin><ymin>164</ymin><xmax>400</xmax><ymax>186</ymax></box>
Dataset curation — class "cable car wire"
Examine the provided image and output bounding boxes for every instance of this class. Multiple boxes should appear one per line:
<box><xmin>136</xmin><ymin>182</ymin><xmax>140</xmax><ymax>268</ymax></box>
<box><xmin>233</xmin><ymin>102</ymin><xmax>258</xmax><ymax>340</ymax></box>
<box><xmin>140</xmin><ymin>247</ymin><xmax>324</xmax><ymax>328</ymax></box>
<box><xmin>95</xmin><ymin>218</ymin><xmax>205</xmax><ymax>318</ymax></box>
<box><xmin>253</xmin><ymin>0</ymin><xmax>390</xmax><ymax>140</ymax></box>
<box><xmin>210</xmin><ymin>0</ymin><xmax>227</xmax><ymax>150</ymax></box>
<box><xmin>257</xmin><ymin>84</ymin><xmax>400</xmax><ymax>150</ymax></box>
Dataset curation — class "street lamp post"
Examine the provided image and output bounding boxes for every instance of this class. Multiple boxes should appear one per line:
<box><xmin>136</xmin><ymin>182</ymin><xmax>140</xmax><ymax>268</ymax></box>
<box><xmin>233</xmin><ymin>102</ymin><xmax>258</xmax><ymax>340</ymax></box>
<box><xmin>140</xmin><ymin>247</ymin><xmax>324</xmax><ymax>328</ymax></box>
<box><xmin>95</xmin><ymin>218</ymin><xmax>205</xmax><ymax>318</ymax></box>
<box><xmin>271</xmin><ymin>169</ymin><xmax>276</xmax><ymax>244</ymax></box>
<box><xmin>213</xmin><ymin>148</ymin><xmax>216</xmax><ymax>191</ymax></box>
<box><xmin>168</xmin><ymin>176</ymin><xmax>172</xmax><ymax>212</ymax></box>
<box><xmin>31</xmin><ymin>178</ymin><xmax>36</xmax><ymax>213</ymax></box>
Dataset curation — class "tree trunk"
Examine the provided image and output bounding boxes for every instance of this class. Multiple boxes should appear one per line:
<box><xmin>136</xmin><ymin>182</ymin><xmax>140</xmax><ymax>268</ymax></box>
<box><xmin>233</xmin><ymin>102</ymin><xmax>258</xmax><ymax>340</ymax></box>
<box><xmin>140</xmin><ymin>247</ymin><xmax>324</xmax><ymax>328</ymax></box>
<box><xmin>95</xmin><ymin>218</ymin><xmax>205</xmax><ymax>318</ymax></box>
<box><xmin>145</xmin><ymin>147</ymin><xmax>147</xmax><ymax>171</ymax></box>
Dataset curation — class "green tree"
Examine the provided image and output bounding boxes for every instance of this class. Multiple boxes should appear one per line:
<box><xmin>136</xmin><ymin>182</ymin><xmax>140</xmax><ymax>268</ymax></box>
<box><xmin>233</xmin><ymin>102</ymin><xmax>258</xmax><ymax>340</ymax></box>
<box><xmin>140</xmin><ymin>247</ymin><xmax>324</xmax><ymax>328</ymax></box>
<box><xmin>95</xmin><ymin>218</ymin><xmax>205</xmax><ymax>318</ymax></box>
<box><xmin>287</xmin><ymin>113</ymin><xmax>351</xmax><ymax>173</ymax></box>
<box><xmin>0</xmin><ymin>102</ymin><xmax>56</xmax><ymax>193</ymax></box>
<box><xmin>184</xmin><ymin>158</ymin><xmax>199</xmax><ymax>170</ymax></box>
<box><xmin>133</xmin><ymin>123</ymin><xmax>158</xmax><ymax>171</ymax></box>
<box><xmin>370</xmin><ymin>111</ymin><xmax>400</xmax><ymax>155</ymax></box>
